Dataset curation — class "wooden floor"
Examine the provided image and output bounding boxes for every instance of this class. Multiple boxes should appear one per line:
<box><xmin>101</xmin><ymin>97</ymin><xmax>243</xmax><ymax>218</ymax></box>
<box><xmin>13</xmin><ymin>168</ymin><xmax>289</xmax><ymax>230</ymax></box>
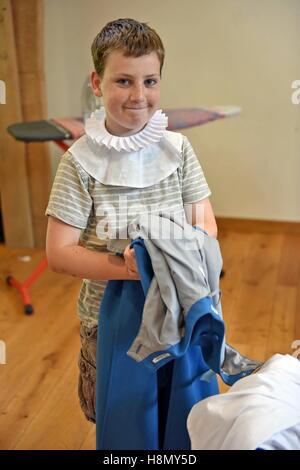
<box><xmin>0</xmin><ymin>227</ymin><xmax>299</xmax><ymax>450</ymax></box>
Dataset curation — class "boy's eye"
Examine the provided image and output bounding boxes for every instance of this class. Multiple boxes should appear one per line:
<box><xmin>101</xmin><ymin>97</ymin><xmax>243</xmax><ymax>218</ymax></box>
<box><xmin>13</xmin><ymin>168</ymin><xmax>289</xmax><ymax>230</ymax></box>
<box><xmin>145</xmin><ymin>79</ymin><xmax>157</xmax><ymax>87</ymax></box>
<box><xmin>117</xmin><ymin>79</ymin><xmax>130</xmax><ymax>86</ymax></box>
<box><xmin>116</xmin><ymin>78</ymin><xmax>158</xmax><ymax>87</ymax></box>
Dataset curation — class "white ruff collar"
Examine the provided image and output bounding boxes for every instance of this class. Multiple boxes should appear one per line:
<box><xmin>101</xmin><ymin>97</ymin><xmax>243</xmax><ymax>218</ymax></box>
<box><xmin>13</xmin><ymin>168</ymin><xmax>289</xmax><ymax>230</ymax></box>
<box><xmin>68</xmin><ymin>109</ymin><xmax>183</xmax><ymax>188</ymax></box>
<box><xmin>85</xmin><ymin>107</ymin><xmax>168</xmax><ymax>152</ymax></box>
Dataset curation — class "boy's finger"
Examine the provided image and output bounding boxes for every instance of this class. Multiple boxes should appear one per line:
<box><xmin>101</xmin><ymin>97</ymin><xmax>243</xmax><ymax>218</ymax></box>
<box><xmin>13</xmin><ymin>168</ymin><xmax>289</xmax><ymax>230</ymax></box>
<box><xmin>123</xmin><ymin>247</ymin><xmax>129</xmax><ymax>258</ymax></box>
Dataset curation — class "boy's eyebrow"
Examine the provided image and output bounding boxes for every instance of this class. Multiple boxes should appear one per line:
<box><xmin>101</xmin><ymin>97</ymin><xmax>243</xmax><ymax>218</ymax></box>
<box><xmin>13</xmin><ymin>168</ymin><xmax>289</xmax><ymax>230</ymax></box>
<box><xmin>113</xmin><ymin>73</ymin><xmax>159</xmax><ymax>78</ymax></box>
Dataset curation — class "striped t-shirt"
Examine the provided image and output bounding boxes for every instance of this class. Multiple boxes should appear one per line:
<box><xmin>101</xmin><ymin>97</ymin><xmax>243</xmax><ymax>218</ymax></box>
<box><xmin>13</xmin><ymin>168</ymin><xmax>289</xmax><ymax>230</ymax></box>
<box><xmin>46</xmin><ymin>133</ymin><xmax>211</xmax><ymax>326</ymax></box>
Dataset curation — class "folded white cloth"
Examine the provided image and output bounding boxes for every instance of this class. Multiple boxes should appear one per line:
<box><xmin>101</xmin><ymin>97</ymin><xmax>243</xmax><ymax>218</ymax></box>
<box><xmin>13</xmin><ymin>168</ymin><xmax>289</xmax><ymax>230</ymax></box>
<box><xmin>259</xmin><ymin>423</ymin><xmax>300</xmax><ymax>450</ymax></box>
<box><xmin>187</xmin><ymin>354</ymin><xmax>300</xmax><ymax>450</ymax></box>
<box><xmin>85</xmin><ymin>107</ymin><xmax>168</xmax><ymax>152</ymax></box>
<box><xmin>68</xmin><ymin>108</ymin><xmax>183</xmax><ymax>188</ymax></box>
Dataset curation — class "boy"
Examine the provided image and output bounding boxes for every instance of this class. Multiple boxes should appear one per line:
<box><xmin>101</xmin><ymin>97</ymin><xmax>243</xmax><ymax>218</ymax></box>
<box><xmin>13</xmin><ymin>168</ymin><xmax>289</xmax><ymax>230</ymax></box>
<box><xmin>46</xmin><ymin>18</ymin><xmax>217</xmax><ymax>426</ymax></box>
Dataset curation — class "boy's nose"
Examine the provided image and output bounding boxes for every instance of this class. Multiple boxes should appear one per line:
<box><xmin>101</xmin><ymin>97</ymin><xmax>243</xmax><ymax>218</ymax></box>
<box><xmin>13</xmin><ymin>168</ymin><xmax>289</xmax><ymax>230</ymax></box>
<box><xmin>130</xmin><ymin>84</ymin><xmax>145</xmax><ymax>102</ymax></box>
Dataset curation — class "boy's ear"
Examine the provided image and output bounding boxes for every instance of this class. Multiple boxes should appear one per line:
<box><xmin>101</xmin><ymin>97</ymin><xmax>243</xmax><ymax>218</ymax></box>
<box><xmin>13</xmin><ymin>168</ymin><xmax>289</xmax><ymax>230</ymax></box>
<box><xmin>91</xmin><ymin>71</ymin><xmax>102</xmax><ymax>97</ymax></box>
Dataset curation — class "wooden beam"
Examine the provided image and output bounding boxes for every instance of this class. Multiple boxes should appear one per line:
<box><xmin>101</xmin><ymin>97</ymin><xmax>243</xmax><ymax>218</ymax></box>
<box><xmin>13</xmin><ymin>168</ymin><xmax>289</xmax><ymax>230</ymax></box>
<box><xmin>11</xmin><ymin>0</ymin><xmax>51</xmax><ymax>248</ymax></box>
<box><xmin>0</xmin><ymin>0</ymin><xmax>34</xmax><ymax>247</ymax></box>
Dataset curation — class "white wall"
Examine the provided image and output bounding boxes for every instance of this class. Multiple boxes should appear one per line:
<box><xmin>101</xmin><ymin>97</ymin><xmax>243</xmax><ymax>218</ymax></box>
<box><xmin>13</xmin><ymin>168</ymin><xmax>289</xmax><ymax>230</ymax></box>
<box><xmin>44</xmin><ymin>0</ymin><xmax>300</xmax><ymax>221</ymax></box>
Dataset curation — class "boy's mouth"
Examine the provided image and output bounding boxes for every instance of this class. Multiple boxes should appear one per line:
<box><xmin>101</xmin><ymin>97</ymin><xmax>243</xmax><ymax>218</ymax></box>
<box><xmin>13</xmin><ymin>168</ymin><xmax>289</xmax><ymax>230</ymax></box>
<box><xmin>124</xmin><ymin>106</ymin><xmax>148</xmax><ymax>110</ymax></box>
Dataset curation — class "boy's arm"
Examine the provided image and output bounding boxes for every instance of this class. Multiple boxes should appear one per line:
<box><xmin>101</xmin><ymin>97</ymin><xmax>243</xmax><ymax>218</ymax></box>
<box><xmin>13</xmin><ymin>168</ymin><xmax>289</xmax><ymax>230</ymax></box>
<box><xmin>46</xmin><ymin>216</ymin><xmax>139</xmax><ymax>280</ymax></box>
<box><xmin>184</xmin><ymin>197</ymin><xmax>218</xmax><ymax>238</ymax></box>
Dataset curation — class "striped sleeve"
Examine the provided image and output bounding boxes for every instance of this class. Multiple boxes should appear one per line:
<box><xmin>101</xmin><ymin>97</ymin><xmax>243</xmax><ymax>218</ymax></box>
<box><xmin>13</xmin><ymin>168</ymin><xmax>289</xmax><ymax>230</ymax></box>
<box><xmin>45</xmin><ymin>152</ymin><xmax>93</xmax><ymax>229</ymax></box>
<box><xmin>181</xmin><ymin>136</ymin><xmax>211</xmax><ymax>204</ymax></box>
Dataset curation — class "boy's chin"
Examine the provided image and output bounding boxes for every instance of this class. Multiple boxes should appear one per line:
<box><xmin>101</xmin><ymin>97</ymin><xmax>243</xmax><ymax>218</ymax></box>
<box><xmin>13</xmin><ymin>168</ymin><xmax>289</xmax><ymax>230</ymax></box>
<box><xmin>124</xmin><ymin>118</ymin><xmax>149</xmax><ymax>131</ymax></box>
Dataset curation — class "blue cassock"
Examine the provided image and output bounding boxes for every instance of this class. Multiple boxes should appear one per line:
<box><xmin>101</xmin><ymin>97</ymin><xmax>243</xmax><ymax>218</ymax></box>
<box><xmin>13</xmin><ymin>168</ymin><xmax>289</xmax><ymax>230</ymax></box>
<box><xmin>96</xmin><ymin>238</ymin><xmax>224</xmax><ymax>450</ymax></box>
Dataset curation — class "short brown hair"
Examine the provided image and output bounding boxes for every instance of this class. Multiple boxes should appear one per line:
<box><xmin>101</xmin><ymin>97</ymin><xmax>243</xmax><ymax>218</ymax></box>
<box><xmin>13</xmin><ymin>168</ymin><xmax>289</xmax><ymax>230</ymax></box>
<box><xmin>91</xmin><ymin>18</ymin><xmax>165</xmax><ymax>77</ymax></box>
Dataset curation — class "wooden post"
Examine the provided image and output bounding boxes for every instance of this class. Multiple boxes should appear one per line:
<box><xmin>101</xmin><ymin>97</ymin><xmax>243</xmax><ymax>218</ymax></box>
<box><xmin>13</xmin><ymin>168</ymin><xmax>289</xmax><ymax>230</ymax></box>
<box><xmin>0</xmin><ymin>0</ymin><xmax>34</xmax><ymax>247</ymax></box>
<box><xmin>11</xmin><ymin>0</ymin><xmax>51</xmax><ymax>247</ymax></box>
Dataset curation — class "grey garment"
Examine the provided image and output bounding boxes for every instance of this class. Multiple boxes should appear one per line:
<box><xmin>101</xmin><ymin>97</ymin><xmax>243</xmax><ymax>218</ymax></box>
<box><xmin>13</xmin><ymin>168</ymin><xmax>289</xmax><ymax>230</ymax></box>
<box><xmin>108</xmin><ymin>213</ymin><xmax>262</xmax><ymax>379</ymax></box>
<box><xmin>126</xmin><ymin>213</ymin><xmax>224</xmax><ymax>362</ymax></box>
<box><xmin>222</xmin><ymin>343</ymin><xmax>262</xmax><ymax>376</ymax></box>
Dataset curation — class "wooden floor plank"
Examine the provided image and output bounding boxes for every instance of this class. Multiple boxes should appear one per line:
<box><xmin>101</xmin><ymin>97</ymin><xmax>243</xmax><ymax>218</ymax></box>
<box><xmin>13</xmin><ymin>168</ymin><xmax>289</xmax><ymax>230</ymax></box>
<box><xmin>14</xmin><ymin>359</ymin><xmax>93</xmax><ymax>450</ymax></box>
<box><xmin>266</xmin><ymin>285</ymin><xmax>298</xmax><ymax>358</ymax></box>
<box><xmin>227</xmin><ymin>233</ymin><xmax>283</xmax><ymax>361</ymax></box>
<box><xmin>0</xmin><ymin>246</ymin><xmax>93</xmax><ymax>450</ymax></box>
<box><xmin>276</xmin><ymin>234</ymin><xmax>300</xmax><ymax>287</ymax></box>
<box><xmin>218</xmin><ymin>230</ymin><xmax>253</xmax><ymax>328</ymax></box>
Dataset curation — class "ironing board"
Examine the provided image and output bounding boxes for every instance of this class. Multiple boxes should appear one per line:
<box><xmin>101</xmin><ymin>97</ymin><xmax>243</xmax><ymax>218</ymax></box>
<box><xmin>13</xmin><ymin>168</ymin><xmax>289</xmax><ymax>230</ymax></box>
<box><xmin>6</xmin><ymin>106</ymin><xmax>240</xmax><ymax>313</ymax></box>
<box><xmin>7</xmin><ymin>106</ymin><xmax>240</xmax><ymax>142</ymax></box>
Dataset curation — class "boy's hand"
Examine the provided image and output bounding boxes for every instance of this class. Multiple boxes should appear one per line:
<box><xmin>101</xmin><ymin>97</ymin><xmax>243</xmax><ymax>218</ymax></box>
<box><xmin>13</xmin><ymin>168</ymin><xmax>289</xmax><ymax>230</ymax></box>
<box><xmin>123</xmin><ymin>244</ymin><xmax>140</xmax><ymax>280</ymax></box>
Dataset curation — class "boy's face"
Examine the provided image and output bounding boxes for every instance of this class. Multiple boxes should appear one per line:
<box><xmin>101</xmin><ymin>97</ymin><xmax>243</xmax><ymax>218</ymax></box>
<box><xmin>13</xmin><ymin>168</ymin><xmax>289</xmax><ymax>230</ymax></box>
<box><xmin>91</xmin><ymin>50</ymin><xmax>161</xmax><ymax>136</ymax></box>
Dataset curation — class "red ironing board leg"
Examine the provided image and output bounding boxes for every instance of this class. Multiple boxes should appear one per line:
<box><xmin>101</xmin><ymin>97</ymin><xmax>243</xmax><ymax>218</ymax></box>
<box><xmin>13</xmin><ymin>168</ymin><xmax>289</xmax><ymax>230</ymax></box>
<box><xmin>6</xmin><ymin>257</ymin><xmax>49</xmax><ymax>315</ymax></box>
<box><xmin>54</xmin><ymin>140</ymin><xmax>70</xmax><ymax>152</ymax></box>
<box><xmin>6</xmin><ymin>140</ymin><xmax>69</xmax><ymax>315</ymax></box>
